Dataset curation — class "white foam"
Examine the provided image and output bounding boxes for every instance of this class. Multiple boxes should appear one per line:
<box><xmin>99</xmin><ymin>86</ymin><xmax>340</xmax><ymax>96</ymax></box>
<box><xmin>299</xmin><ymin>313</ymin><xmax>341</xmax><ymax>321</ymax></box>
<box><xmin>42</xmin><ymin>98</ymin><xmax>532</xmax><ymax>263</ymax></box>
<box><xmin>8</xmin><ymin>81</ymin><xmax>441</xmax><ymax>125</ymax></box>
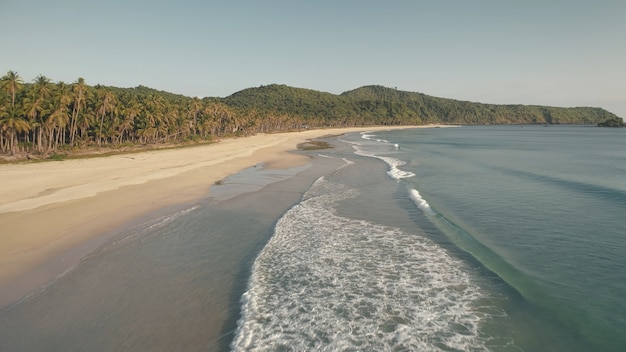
<box><xmin>361</xmin><ymin>131</ymin><xmax>389</xmax><ymax>143</ymax></box>
<box><xmin>232</xmin><ymin>178</ymin><xmax>494</xmax><ymax>351</ymax></box>
<box><xmin>317</xmin><ymin>154</ymin><xmax>354</xmax><ymax>171</ymax></box>
<box><xmin>353</xmin><ymin>148</ymin><xmax>415</xmax><ymax>180</ymax></box>
<box><xmin>145</xmin><ymin>205</ymin><xmax>200</xmax><ymax>230</ymax></box>
<box><xmin>409</xmin><ymin>188</ymin><xmax>434</xmax><ymax>215</ymax></box>
<box><xmin>348</xmin><ymin>133</ymin><xmax>415</xmax><ymax>180</ymax></box>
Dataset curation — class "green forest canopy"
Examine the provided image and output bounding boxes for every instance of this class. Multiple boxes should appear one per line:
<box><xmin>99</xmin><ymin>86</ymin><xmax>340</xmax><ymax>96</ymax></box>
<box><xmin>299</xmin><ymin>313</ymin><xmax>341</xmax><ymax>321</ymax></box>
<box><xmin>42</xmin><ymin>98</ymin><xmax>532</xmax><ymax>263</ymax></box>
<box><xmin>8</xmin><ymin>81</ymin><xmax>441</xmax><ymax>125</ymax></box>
<box><xmin>0</xmin><ymin>71</ymin><xmax>620</xmax><ymax>155</ymax></box>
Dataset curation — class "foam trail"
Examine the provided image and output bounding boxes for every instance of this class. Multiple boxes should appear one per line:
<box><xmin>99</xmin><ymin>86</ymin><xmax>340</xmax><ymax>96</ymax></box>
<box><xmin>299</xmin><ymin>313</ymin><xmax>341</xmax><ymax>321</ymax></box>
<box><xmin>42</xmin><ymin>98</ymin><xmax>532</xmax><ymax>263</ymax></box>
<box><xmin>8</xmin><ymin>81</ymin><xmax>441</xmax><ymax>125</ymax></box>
<box><xmin>232</xmin><ymin>178</ymin><xmax>494</xmax><ymax>351</ymax></box>
<box><xmin>317</xmin><ymin>154</ymin><xmax>354</xmax><ymax>170</ymax></box>
<box><xmin>146</xmin><ymin>205</ymin><xmax>200</xmax><ymax>230</ymax></box>
<box><xmin>361</xmin><ymin>132</ymin><xmax>389</xmax><ymax>143</ymax></box>
<box><xmin>343</xmin><ymin>132</ymin><xmax>415</xmax><ymax>180</ymax></box>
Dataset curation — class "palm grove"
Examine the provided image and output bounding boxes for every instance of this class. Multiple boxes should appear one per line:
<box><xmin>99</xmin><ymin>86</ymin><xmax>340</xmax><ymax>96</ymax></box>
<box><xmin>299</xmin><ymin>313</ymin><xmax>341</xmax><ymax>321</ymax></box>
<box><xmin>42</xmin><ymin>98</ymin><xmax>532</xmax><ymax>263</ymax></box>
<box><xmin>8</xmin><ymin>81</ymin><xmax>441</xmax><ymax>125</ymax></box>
<box><xmin>0</xmin><ymin>71</ymin><xmax>250</xmax><ymax>155</ymax></box>
<box><xmin>0</xmin><ymin>70</ymin><xmax>619</xmax><ymax>156</ymax></box>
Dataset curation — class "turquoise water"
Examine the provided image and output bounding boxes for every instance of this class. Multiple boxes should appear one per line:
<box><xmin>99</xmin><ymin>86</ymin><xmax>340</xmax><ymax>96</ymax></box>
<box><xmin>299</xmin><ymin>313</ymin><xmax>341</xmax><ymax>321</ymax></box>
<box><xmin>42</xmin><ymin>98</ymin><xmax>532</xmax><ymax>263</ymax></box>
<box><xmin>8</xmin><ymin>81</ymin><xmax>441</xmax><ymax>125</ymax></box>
<box><xmin>234</xmin><ymin>125</ymin><xmax>626</xmax><ymax>351</ymax></box>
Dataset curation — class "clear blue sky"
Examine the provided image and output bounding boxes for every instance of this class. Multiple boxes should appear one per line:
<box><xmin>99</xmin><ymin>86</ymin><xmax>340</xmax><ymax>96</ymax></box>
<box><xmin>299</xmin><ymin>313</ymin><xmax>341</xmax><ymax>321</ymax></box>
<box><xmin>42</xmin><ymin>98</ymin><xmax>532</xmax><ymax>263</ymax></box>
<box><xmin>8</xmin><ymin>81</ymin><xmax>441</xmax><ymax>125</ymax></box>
<box><xmin>2</xmin><ymin>0</ymin><xmax>625</xmax><ymax>118</ymax></box>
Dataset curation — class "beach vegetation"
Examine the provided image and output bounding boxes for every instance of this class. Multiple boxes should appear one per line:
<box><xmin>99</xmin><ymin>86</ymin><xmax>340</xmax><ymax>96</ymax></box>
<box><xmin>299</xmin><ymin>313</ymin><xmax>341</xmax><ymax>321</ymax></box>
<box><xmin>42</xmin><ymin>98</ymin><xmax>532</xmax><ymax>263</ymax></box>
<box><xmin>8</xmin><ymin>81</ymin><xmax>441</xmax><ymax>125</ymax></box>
<box><xmin>597</xmin><ymin>117</ymin><xmax>624</xmax><ymax>127</ymax></box>
<box><xmin>0</xmin><ymin>71</ymin><xmax>620</xmax><ymax>158</ymax></box>
<box><xmin>47</xmin><ymin>153</ymin><xmax>66</xmax><ymax>161</ymax></box>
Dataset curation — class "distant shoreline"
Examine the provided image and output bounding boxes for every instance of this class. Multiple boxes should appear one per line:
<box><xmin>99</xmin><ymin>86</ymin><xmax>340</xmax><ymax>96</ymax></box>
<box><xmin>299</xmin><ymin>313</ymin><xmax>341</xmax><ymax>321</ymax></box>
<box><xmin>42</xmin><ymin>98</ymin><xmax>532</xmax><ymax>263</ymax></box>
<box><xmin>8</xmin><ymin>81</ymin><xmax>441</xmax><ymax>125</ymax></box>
<box><xmin>0</xmin><ymin>125</ymin><xmax>442</xmax><ymax>309</ymax></box>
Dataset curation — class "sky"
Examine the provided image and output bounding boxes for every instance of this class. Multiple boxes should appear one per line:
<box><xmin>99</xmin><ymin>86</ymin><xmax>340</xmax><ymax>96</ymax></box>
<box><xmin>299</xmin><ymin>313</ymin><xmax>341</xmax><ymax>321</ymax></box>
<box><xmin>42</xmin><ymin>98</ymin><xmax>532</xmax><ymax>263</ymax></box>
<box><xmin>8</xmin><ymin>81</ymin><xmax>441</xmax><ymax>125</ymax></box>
<box><xmin>2</xmin><ymin>0</ymin><xmax>625</xmax><ymax>118</ymax></box>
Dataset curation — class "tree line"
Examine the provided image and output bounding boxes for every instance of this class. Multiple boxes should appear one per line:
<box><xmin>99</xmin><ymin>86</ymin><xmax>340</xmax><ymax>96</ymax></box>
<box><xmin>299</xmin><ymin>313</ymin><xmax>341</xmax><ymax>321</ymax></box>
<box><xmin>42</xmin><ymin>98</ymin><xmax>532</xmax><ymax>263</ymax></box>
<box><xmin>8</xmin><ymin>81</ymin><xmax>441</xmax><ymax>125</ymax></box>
<box><xmin>224</xmin><ymin>84</ymin><xmax>618</xmax><ymax>126</ymax></box>
<box><xmin>0</xmin><ymin>71</ymin><xmax>263</xmax><ymax>155</ymax></box>
<box><xmin>1</xmin><ymin>71</ymin><xmax>619</xmax><ymax>155</ymax></box>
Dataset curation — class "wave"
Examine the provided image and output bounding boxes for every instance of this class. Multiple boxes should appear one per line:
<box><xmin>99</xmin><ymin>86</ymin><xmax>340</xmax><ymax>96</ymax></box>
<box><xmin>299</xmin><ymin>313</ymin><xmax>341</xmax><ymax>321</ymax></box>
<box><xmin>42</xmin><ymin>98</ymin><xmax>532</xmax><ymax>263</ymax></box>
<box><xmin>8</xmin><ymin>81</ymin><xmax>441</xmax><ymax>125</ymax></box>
<box><xmin>145</xmin><ymin>205</ymin><xmax>200</xmax><ymax>231</ymax></box>
<box><xmin>352</xmin><ymin>131</ymin><xmax>548</xmax><ymax>324</ymax></box>
<box><xmin>232</xmin><ymin>177</ymin><xmax>499</xmax><ymax>351</ymax></box>
<box><xmin>351</xmin><ymin>127</ymin><xmax>626</xmax><ymax>351</ymax></box>
<box><xmin>408</xmin><ymin>188</ymin><xmax>435</xmax><ymax>216</ymax></box>
<box><xmin>498</xmin><ymin>166</ymin><xmax>626</xmax><ymax>209</ymax></box>
<box><xmin>317</xmin><ymin>154</ymin><xmax>354</xmax><ymax>171</ymax></box>
<box><xmin>87</xmin><ymin>204</ymin><xmax>203</xmax><ymax>256</ymax></box>
<box><xmin>361</xmin><ymin>132</ymin><xmax>389</xmax><ymax>143</ymax></box>
<box><xmin>340</xmin><ymin>132</ymin><xmax>415</xmax><ymax>180</ymax></box>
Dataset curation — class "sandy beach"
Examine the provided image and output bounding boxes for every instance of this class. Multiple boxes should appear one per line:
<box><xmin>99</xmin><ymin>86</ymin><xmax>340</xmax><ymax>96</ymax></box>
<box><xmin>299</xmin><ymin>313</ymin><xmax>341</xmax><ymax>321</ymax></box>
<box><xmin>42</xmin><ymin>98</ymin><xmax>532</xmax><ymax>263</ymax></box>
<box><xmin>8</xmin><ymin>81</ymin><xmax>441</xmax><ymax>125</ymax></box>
<box><xmin>0</xmin><ymin>126</ymin><xmax>424</xmax><ymax>308</ymax></box>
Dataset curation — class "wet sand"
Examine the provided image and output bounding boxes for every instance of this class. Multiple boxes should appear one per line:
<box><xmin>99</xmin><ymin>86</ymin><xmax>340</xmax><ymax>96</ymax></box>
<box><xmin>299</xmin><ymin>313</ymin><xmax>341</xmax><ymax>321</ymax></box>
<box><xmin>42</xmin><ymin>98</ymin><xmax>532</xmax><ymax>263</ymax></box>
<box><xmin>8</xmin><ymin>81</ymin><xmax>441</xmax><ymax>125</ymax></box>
<box><xmin>0</xmin><ymin>126</ymin><xmax>424</xmax><ymax>309</ymax></box>
<box><xmin>0</xmin><ymin>147</ymin><xmax>348</xmax><ymax>351</ymax></box>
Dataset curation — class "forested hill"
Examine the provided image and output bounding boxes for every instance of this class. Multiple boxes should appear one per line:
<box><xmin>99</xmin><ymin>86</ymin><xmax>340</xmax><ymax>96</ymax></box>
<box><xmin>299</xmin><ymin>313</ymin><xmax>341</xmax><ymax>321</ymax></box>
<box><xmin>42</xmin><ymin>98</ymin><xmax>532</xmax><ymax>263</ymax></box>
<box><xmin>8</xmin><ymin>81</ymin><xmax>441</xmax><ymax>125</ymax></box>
<box><xmin>225</xmin><ymin>84</ymin><xmax>618</xmax><ymax>126</ymax></box>
<box><xmin>0</xmin><ymin>70</ymin><xmax>619</xmax><ymax>156</ymax></box>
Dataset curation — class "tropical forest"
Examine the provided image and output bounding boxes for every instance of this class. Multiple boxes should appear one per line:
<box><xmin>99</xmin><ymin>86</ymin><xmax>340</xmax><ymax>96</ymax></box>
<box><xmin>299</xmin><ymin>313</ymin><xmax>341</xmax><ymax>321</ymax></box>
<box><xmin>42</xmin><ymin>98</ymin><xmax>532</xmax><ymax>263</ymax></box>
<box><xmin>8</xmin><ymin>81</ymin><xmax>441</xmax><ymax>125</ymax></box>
<box><xmin>0</xmin><ymin>70</ymin><xmax>619</xmax><ymax>159</ymax></box>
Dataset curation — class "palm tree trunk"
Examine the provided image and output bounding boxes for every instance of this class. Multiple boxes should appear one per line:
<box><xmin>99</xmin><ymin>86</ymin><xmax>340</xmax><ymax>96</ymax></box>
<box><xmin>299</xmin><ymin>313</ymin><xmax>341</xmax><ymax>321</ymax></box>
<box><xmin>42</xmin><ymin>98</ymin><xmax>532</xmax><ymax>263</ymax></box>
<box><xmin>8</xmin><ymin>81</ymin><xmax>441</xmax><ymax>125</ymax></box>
<box><xmin>70</xmin><ymin>105</ymin><xmax>78</xmax><ymax>146</ymax></box>
<box><xmin>48</xmin><ymin>128</ymin><xmax>54</xmax><ymax>152</ymax></box>
<box><xmin>99</xmin><ymin>112</ymin><xmax>104</xmax><ymax>146</ymax></box>
<box><xmin>37</xmin><ymin>128</ymin><xmax>43</xmax><ymax>152</ymax></box>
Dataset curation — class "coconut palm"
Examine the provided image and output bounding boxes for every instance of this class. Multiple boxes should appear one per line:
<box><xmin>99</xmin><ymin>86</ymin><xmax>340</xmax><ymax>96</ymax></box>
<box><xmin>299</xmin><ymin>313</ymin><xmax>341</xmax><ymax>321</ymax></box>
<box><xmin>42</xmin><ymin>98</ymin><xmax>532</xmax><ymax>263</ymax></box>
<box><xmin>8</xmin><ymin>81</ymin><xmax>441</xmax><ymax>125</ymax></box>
<box><xmin>23</xmin><ymin>95</ymin><xmax>50</xmax><ymax>152</ymax></box>
<box><xmin>0</xmin><ymin>70</ymin><xmax>23</xmax><ymax>109</ymax></box>
<box><xmin>30</xmin><ymin>75</ymin><xmax>54</xmax><ymax>151</ymax></box>
<box><xmin>0</xmin><ymin>97</ymin><xmax>9</xmax><ymax>152</ymax></box>
<box><xmin>118</xmin><ymin>100</ymin><xmax>141</xmax><ymax>143</ymax></box>
<box><xmin>69</xmin><ymin>78</ymin><xmax>87</xmax><ymax>145</ymax></box>
<box><xmin>0</xmin><ymin>71</ymin><xmax>29</xmax><ymax>153</ymax></box>
<box><xmin>32</xmin><ymin>75</ymin><xmax>53</xmax><ymax>101</ymax></box>
<box><xmin>95</xmin><ymin>89</ymin><xmax>116</xmax><ymax>146</ymax></box>
<box><xmin>188</xmin><ymin>97</ymin><xmax>202</xmax><ymax>134</ymax></box>
<box><xmin>46</xmin><ymin>83</ymin><xmax>72</xmax><ymax>151</ymax></box>
<box><xmin>0</xmin><ymin>105</ymin><xmax>30</xmax><ymax>154</ymax></box>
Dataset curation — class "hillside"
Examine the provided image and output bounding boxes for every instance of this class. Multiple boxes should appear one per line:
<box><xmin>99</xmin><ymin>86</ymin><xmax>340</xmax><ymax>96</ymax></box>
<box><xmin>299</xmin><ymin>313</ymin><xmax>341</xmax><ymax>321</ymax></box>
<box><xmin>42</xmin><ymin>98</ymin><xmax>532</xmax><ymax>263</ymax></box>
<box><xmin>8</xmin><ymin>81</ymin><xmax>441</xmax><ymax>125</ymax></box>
<box><xmin>0</xmin><ymin>69</ymin><xmax>620</xmax><ymax>157</ymax></box>
<box><xmin>225</xmin><ymin>84</ymin><xmax>618</xmax><ymax>126</ymax></box>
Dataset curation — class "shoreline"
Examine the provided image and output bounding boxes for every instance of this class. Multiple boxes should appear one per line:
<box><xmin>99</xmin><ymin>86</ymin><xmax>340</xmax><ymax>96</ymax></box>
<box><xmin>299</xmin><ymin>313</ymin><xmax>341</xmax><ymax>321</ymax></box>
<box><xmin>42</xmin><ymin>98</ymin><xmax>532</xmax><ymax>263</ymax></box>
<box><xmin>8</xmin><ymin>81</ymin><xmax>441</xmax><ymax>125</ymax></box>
<box><xmin>0</xmin><ymin>125</ymin><xmax>436</xmax><ymax>308</ymax></box>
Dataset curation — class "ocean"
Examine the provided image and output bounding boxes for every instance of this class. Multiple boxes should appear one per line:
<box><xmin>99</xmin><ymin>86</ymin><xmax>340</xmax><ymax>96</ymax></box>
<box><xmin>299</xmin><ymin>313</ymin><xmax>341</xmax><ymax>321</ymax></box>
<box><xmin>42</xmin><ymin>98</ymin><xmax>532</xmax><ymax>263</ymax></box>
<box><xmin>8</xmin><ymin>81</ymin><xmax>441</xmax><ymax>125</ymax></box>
<box><xmin>231</xmin><ymin>125</ymin><xmax>626</xmax><ymax>351</ymax></box>
<box><xmin>1</xmin><ymin>125</ymin><xmax>624</xmax><ymax>351</ymax></box>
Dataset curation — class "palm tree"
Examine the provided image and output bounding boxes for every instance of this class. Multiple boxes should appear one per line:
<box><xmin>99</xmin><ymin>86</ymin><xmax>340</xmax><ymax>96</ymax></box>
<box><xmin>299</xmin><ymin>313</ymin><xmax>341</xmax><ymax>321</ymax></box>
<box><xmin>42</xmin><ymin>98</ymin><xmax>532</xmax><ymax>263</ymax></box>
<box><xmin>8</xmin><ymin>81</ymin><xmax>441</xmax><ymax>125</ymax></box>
<box><xmin>78</xmin><ymin>108</ymin><xmax>96</xmax><ymax>145</ymax></box>
<box><xmin>95</xmin><ymin>89</ymin><xmax>116</xmax><ymax>146</ymax></box>
<box><xmin>32</xmin><ymin>75</ymin><xmax>53</xmax><ymax>100</ymax></box>
<box><xmin>0</xmin><ymin>71</ymin><xmax>23</xmax><ymax>110</ymax></box>
<box><xmin>188</xmin><ymin>97</ymin><xmax>202</xmax><ymax>135</ymax></box>
<box><xmin>69</xmin><ymin>77</ymin><xmax>87</xmax><ymax>146</ymax></box>
<box><xmin>144</xmin><ymin>95</ymin><xmax>164</xmax><ymax>143</ymax></box>
<box><xmin>28</xmin><ymin>75</ymin><xmax>53</xmax><ymax>151</ymax></box>
<box><xmin>46</xmin><ymin>82</ymin><xmax>71</xmax><ymax>151</ymax></box>
<box><xmin>0</xmin><ymin>71</ymin><xmax>28</xmax><ymax>153</ymax></box>
<box><xmin>0</xmin><ymin>104</ymin><xmax>30</xmax><ymax>154</ymax></box>
<box><xmin>54</xmin><ymin>81</ymin><xmax>72</xmax><ymax>146</ymax></box>
<box><xmin>118</xmin><ymin>100</ymin><xmax>141</xmax><ymax>143</ymax></box>
<box><xmin>0</xmin><ymin>97</ymin><xmax>8</xmax><ymax>152</ymax></box>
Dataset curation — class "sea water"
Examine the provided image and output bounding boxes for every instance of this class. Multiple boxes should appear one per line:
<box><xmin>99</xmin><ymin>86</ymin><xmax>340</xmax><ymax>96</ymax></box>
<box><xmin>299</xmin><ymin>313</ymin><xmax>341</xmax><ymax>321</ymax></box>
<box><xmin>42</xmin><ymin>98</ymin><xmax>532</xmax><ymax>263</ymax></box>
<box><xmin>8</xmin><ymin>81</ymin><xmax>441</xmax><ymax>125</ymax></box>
<box><xmin>232</xmin><ymin>125</ymin><xmax>626</xmax><ymax>351</ymax></box>
<box><xmin>1</xmin><ymin>125</ymin><xmax>624</xmax><ymax>351</ymax></box>
<box><xmin>0</xmin><ymin>159</ymin><xmax>343</xmax><ymax>352</ymax></box>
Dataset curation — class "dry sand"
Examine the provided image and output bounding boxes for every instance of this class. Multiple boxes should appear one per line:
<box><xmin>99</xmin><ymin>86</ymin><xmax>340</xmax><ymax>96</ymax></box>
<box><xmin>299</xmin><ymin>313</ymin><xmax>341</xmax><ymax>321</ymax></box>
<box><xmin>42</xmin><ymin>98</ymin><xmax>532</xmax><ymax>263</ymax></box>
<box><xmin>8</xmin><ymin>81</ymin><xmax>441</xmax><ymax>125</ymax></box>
<box><xmin>0</xmin><ymin>125</ymin><xmax>428</xmax><ymax>307</ymax></box>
